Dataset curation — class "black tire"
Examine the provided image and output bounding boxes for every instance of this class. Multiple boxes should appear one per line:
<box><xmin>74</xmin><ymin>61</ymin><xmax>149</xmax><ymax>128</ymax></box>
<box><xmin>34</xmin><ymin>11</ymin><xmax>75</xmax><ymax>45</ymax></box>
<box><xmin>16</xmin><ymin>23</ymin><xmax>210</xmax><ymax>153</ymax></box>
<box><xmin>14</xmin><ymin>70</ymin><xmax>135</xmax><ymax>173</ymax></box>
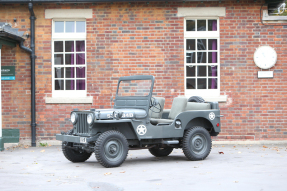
<box><xmin>182</xmin><ymin>126</ymin><xmax>212</xmax><ymax>161</ymax></box>
<box><xmin>95</xmin><ymin>130</ymin><xmax>128</xmax><ymax>168</ymax></box>
<box><xmin>149</xmin><ymin>147</ymin><xmax>174</xmax><ymax>157</ymax></box>
<box><xmin>188</xmin><ymin>96</ymin><xmax>205</xmax><ymax>103</ymax></box>
<box><xmin>62</xmin><ymin>130</ymin><xmax>92</xmax><ymax>162</ymax></box>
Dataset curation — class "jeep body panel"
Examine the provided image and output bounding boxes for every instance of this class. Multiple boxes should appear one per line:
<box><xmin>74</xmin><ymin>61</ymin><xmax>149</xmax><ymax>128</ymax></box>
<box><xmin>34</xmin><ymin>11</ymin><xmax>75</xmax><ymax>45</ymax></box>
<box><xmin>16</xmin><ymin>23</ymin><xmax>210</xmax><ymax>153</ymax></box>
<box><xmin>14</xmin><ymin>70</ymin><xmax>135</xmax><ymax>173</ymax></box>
<box><xmin>56</xmin><ymin>109</ymin><xmax>220</xmax><ymax>143</ymax></box>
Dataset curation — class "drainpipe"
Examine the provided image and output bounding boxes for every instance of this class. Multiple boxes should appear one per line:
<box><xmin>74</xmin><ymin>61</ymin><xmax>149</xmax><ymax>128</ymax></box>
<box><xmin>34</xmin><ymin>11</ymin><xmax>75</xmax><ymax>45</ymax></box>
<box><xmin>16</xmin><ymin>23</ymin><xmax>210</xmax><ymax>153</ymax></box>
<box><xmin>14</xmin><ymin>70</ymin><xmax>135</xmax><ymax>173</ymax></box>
<box><xmin>19</xmin><ymin>41</ymin><xmax>32</xmax><ymax>54</ymax></box>
<box><xmin>28</xmin><ymin>3</ymin><xmax>36</xmax><ymax>147</ymax></box>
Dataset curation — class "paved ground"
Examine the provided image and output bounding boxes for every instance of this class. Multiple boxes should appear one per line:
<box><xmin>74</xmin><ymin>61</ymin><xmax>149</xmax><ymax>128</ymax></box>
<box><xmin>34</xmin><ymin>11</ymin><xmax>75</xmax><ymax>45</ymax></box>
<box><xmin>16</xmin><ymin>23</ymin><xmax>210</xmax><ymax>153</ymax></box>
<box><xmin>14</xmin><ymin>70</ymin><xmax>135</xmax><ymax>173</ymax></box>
<box><xmin>0</xmin><ymin>144</ymin><xmax>286</xmax><ymax>191</ymax></box>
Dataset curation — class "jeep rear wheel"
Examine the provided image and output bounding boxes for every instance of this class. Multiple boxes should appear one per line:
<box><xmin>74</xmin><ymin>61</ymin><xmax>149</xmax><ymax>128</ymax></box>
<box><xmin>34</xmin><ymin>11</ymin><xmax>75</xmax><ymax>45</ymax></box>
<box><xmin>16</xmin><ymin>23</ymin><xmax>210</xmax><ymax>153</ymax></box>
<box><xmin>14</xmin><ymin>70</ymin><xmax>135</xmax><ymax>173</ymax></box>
<box><xmin>149</xmin><ymin>147</ymin><xmax>173</xmax><ymax>157</ymax></box>
<box><xmin>95</xmin><ymin>131</ymin><xmax>128</xmax><ymax>168</ymax></box>
<box><xmin>182</xmin><ymin>126</ymin><xmax>212</xmax><ymax>161</ymax></box>
<box><xmin>62</xmin><ymin>130</ymin><xmax>92</xmax><ymax>162</ymax></box>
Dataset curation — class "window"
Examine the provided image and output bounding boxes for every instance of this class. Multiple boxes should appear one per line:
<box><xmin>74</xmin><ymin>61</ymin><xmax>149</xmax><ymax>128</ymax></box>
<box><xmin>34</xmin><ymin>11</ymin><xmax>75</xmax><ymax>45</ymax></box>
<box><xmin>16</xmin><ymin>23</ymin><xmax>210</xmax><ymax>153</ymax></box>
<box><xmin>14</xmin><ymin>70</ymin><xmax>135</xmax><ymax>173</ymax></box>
<box><xmin>184</xmin><ymin>18</ymin><xmax>220</xmax><ymax>97</ymax></box>
<box><xmin>52</xmin><ymin>20</ymin><xmax>86</xmax><ymax>97</ymax></box>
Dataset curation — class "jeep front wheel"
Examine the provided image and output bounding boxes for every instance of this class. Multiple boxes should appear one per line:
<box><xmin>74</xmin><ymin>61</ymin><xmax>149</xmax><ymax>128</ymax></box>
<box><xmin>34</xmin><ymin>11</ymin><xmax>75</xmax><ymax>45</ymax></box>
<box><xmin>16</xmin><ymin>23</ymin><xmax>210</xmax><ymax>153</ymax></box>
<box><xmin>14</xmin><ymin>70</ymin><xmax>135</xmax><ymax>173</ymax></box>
<box><xmin>62</xmin><ymin>130</ymin><xmax>92</xmax><ymax>162</ymax></box>
<box><xmin>182</xmin><ymin>126</ymin><xmax>212</xmax><ymax>161</ymax></box>
<box><xmin>149</xmin><ymin>147</ymin><xmax>173</xmax><ymax>157</ymax></box>
<box><xmin>95</xmin><ymin>130</ymin><xmax>128</xmax><ymax>168</ymax></box>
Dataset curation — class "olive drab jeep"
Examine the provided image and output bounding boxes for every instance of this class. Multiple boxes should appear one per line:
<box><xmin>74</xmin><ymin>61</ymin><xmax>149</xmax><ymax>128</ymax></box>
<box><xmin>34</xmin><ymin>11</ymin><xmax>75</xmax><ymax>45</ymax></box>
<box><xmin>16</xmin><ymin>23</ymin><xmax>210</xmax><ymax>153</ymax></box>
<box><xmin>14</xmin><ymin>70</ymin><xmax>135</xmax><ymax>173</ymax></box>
<box><xmin>56</xmin><ymin>75</ymin><xmax>223</xmax><ymax>168</ymax></box>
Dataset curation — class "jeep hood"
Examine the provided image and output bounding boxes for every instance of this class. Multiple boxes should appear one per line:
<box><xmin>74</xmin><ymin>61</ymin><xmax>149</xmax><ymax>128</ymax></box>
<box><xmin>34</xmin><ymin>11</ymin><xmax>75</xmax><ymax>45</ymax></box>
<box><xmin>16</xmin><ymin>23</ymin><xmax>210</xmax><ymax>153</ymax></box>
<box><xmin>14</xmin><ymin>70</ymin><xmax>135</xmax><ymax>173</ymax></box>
<box><xmin>90</xmin><ymin>108</ymin><xmax>147</xmax><ymax>120</ymax></box>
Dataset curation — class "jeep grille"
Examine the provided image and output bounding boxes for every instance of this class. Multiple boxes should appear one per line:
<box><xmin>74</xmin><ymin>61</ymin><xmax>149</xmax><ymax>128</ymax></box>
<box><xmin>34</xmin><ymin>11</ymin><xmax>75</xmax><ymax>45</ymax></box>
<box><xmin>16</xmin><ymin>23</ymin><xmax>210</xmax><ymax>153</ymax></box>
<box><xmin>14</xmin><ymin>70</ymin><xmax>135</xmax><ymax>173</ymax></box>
<box><xmin>74</xmin><ymin>113</ymin><xmax>90</xmax><ymax>134</ymax></box>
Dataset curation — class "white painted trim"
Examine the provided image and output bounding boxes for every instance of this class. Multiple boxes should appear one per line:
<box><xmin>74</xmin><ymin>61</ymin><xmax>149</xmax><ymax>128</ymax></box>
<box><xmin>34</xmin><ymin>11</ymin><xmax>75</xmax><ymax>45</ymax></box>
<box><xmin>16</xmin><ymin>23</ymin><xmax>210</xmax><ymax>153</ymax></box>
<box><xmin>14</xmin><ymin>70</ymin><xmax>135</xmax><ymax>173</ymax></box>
<box><xmin>177</xmin><ymin>7</ymin><xmax>226</xmax><ymax>17</ymax></box>
<box><xmin>45</xmin><ymin>97</ymin><xmax>93</xmax><ymax>104</ymax></box>
<box><xmin>0</xmin><ymin>48</ymin><xmax>2</xmax><ymax>138</ymax></box>
<box><xmin>183</xmin><ymin>95</ymin><xmax>227</xmax><ymax>102</ymax></box>
<box><xmin>262</xmin><ymin>10</ymin><xmax>287</xmax><ymax>22</ymax></box>
<box><xmin>45</xmin><ymin>9</ymin><xmax>93</xmax><ymax>19</ymax></box>
<box><xmin>202</xmin><ymin>95</ymin><xmax>227</xmax><ymax>102</ymax></box>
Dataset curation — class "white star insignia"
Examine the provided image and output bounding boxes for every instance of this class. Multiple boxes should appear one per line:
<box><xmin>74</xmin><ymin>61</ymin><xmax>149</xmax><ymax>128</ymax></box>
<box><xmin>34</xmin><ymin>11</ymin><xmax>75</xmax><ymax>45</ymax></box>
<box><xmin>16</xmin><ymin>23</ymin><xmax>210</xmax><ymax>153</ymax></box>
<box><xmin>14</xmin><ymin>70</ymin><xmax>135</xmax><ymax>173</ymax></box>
<box><xmin>137</xmin><ymin>125</ymin><xmax>147</xmax><ymax>135</ymax></box>
<box><xmin>209</xmin><ymin>112</ymin><xmax>215</xmax><ymax>120</ymax></box>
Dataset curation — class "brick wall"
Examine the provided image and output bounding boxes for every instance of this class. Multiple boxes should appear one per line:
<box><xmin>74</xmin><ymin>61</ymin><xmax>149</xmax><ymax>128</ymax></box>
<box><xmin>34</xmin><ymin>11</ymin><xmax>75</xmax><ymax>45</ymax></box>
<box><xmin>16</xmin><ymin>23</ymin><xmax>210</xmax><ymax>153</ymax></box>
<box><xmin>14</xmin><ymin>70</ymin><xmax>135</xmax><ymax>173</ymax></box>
<box><xmin>0</xmin><ymin>0</ymin><xmax>287</xmax><ymax>143</ymax></box>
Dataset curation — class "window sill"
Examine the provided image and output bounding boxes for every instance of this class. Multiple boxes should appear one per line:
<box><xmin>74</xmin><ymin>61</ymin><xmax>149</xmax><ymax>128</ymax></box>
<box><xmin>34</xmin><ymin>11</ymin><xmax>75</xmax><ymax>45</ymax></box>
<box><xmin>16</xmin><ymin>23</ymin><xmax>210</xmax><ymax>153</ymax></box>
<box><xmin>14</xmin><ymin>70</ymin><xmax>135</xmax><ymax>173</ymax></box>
<box><xmin>45</xmin><ymin>97</ymin><xmax>93</xmax><ymax>104</ymax></box>
<box><xmin>202</xmin><ymin>95</ymin><xmax>227</xmax><ymax>103</ymax></box>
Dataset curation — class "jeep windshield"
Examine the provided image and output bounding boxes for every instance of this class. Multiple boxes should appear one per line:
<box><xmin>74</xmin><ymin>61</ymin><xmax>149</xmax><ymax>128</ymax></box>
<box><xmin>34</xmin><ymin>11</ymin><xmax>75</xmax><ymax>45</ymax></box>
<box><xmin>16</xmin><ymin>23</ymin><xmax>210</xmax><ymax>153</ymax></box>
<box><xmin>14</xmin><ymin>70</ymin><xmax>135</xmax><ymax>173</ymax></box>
<box><xmin>117</xmin><ymin>79</ymin><xmax>152</xmax><ymax>97</ymax></box>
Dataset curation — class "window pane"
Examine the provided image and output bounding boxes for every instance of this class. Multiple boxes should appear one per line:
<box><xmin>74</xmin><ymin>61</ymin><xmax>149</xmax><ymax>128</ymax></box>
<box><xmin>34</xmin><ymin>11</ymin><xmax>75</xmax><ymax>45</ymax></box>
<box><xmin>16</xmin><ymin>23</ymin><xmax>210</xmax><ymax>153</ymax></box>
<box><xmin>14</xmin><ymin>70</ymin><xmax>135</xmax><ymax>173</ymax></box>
<box><xmin>66</xmin><ymin>80</ymin><xmax>75</xmax><ymax>90</ymax></box>
<box><xmin>65</xmin><ymin>41</ymin><xmax>74</xmax><ymax>52</ymax></box>
<box><xmin>197</xmin><ymin>66</ymin><xmax>206</xmax><ymax>77</ymax></box>
<box><xmin>76</xmin><ymin>53</ymin><xmax>85</xmax><ymax>65</ymax></box>
<box><xmin>197</xmin><ymin>78</ymin><xmax>206</xmax><ymax>89</ymax></box>
<box><xmin>65</xmin><ymin>67</ymin><xmax>74</xmax><ymax>78</ymax></box>
<box><xmin>208</xmin><ymin>20</ymin><xmax>217</xmax><ymax>31</ymax></box>
<box><xmin>208</xmin><ymin>39</ymin><xmax>217</xmax><ymax>50</ymax></box>
<box><xmin>76</xmin><ymin>67</ymin><xmax>85</xmax><ymax>78</ymax></box>
<box><xmin>76</xmin><ymin>41</ymin><xmax>85</xmax><ymax>52</ymax></box>
<box><xmin>55</xmin><ymin>80</ymin><xmax>64</xmax><ymax>90</ymax></box>
<box><xmin>76</xmin><ymin>21</ymin><xmax>85</xmax><ymax>33</ymax></box>
<box><xmin>76</xmin><ymin>80</ymin><xmax>85</xmax><ymax>90</ymax></box>
<box><xmin>55</xmin><ymin>21</ymin><xmax>64</xmax><ymax>33</ymax></box>
<box><xmin>208</xmin><ymin>66</ymin><xmax>218</xmax><ymax>77</ymax></box>
<box><xmin>197</xmin><ymin>20</ymin><xmax>206</xmax><ymax>31</ymax></box>
<box><xmin>197</xmin><ymin>52</ymin><xmax>206</xmax><ymax>63</ymax></box>
<box><xmin>208</xmin><ymin>78</ymin><xmax>217</xmax><ymax>89</ymax></box>
<box><xmin>54</xmin><ymin>41</ymin><xmax>63</xmax><ymax>52</ymax></box>
<box><xmin>186</xmin><ymin>52</ymin><xmax>195</xmax><ymax>63</ymax></box>
<box><xmin>186</xmin><ymin>79</ymin><xmax>195</xmax><ymax>89</ymax></box>
<box><xmin>55</xmin><ymin>67</ymin><xmax>64</xmax><ymax>78</ymax></box>
<box><xmin>186</xmin><ymin>20</ymin><xmax>195</xmax><ymax>31</ymax></box>
<box><xmin>208</xmin><ymin>52</ymin><xmax>217</xmax><ymax>63</ymax></box>
<box><xmin>65</xmin><ymin>54</ymin><xmax>74</xmax><ymax>65</ymax></box>
<box><xmin>186</xmin><ymin>39</ymin><xmax>195</xmax><ymax>50</ymax></box>
<box><xmin>186</xmin><ymin>66</ymin><xmax>195</xmax><ymax>77</ymax></box>
<box><xmin>65</xmin><ymin>21</ymin><xmax>75</xmax><ymax>33</ymax></box>
<box><xmin>54</xmin><ymin>54</ymin><xmax>63</xmax><ymax>65</ymax></box>
<box><xmin>197</xmin><ymin>39</ymin><xmax>206</xmax><ymax>50</ymax></box>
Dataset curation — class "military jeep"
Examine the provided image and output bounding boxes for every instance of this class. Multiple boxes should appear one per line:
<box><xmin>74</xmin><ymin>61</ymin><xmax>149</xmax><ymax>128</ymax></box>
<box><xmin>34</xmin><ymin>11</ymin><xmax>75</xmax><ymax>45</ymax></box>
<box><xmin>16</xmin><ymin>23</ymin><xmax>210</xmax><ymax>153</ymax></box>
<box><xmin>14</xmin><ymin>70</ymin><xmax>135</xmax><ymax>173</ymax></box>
<box><xmin>56</xmin><ymin>75</ymin><xmax>222</xmax><ymax>168</ymax></box>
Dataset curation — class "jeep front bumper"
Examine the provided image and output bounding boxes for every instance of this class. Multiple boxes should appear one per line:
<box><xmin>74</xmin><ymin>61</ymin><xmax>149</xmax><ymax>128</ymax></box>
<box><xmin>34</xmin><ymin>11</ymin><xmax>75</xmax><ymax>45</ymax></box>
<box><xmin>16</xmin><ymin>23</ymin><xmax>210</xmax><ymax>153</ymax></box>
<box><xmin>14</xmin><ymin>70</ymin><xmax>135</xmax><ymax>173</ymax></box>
<box><xmin>56</xmin><ymin>134</ymin><xmax>95</xmax><ymax>144</ymax></box>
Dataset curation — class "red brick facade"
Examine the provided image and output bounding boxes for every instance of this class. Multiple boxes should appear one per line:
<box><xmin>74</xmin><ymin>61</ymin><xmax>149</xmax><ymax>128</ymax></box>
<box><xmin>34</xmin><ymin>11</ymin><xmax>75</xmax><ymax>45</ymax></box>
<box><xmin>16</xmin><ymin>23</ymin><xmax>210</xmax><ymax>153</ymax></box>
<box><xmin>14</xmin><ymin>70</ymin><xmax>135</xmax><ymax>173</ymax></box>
<box><xmin>0</xmin><ymin>0</ymin><xmax>287</xmax><ymax>143</ymax></box>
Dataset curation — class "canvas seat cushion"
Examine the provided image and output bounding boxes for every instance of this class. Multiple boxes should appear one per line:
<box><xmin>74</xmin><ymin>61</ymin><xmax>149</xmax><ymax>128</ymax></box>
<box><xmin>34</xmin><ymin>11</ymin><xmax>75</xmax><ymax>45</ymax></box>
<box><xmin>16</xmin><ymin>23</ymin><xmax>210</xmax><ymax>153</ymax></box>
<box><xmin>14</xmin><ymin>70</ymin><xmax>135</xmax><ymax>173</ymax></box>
<box><xmin>168</xmin><ymin>97</ymin><xmax>188</xmax><ymax>119</ymax></box>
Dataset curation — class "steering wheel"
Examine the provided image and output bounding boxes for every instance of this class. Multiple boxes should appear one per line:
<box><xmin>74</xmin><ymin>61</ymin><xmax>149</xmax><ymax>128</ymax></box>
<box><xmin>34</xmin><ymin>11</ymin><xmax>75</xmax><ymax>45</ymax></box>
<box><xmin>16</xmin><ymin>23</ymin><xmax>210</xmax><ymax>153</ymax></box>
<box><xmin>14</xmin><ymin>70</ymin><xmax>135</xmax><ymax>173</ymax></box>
<box><xmin>149</xmin><ymin>97</ymin><xmax>162</xmax><ymax>113</ymax></box>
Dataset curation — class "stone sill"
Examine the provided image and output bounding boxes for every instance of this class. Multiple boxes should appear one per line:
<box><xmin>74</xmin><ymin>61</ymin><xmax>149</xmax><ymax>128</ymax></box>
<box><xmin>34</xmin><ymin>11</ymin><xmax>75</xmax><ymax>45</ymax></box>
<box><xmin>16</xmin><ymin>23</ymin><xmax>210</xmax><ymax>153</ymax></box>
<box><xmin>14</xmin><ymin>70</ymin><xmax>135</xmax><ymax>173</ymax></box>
<box><xmin>202</xmin><ymin>95</ymin><xmax>227</xmax><ymax>103</ymax></box>
<box><xmin>45</xmin><ymin>97</ymin><xmax>93</xmax><ymax>104</ymax></box>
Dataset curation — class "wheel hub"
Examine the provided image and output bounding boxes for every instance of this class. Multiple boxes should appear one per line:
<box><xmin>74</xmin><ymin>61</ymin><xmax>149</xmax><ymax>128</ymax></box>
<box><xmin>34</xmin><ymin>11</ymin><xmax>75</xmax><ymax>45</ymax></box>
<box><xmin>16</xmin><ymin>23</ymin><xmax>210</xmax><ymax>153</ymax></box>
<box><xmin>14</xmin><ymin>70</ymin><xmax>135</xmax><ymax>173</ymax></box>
<box><xmin>104</xmin><ymin>139</ymin><xmax>123</xmax><ymax>161</ymax></box>
<box><xmin>109</xmin><ymin>145</ymin><xmax>117</xmax><ymax>154</ymax></box>
<box><xmin>190</xmin><ymin>134</ymin><xmax>207</xmax><ymax>154</ymax></box>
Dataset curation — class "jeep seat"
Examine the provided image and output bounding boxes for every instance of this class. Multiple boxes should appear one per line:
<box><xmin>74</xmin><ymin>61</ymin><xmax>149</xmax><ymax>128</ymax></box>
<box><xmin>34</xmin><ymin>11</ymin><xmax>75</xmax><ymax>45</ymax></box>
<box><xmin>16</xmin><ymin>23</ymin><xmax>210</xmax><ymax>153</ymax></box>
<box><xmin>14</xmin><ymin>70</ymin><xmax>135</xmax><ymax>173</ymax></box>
<box><xmin>150</xmin><ymin>97</ymin><xmax>187</xmax><ymax>125</ymax></box>
<box><xmin>149</xmin><ymin>97</ymin><xmax>165</xmax><ymax>119</ymax></box>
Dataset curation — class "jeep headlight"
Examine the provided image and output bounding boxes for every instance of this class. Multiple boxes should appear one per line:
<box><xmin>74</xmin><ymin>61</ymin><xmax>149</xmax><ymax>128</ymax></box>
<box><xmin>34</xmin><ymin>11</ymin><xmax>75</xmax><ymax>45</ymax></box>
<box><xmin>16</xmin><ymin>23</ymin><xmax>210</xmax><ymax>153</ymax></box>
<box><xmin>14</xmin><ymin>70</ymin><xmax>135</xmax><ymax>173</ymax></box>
<box><xmin>71</xmin><ymin>112</ymin><xmax>78</xmax><ymax>124</ymax></box>
<box><xmin>87</xmin><ymin>113</ymin><xmax>95</xmax><ymax>125</ymax></box>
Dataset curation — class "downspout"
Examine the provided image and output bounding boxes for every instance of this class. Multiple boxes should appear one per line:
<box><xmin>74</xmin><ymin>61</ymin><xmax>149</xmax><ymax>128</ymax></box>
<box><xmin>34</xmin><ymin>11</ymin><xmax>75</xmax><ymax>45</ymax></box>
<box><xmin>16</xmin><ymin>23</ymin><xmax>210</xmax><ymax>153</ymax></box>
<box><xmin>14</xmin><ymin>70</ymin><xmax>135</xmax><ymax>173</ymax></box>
<box><xmin>19</xmin><ymin>41</ymin><xmax>32</xmax><ymax>54</ymax></box>
<box><xmin>28</xmin><ymin>3</ymin><xmax>37</xmax><ymax>147</ymax></box>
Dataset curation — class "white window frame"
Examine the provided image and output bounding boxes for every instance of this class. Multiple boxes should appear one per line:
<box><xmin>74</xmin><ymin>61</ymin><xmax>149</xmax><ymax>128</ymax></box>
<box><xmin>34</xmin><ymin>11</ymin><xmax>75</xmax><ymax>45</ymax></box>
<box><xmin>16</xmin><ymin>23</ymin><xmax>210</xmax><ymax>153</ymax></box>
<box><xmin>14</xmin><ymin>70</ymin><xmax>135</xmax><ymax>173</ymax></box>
<box><xmin>184</xmin><ymin>17</ymin><xmax>221</xmax><ymax>98</ymax></box>
<box><xmin>52</xmin><ymin>19</ymin><xmax>87</xmax><ymax>98</ymax></box>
